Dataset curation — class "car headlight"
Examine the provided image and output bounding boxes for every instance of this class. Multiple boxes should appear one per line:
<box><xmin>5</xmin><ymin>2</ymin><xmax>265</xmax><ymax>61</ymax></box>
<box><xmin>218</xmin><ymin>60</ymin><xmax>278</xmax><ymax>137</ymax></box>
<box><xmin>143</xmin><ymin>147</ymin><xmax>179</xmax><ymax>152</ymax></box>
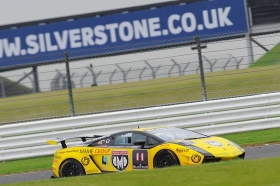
<box><xmin>230</xmin><ymin>141</ymin><xmax>244</xmax><ymax>151</ymax></box>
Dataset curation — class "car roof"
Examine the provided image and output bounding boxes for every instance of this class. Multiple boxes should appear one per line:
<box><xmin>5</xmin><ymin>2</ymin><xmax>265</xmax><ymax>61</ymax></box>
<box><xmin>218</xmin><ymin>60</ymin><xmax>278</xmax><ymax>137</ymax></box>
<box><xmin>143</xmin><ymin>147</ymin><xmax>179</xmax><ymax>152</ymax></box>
<box><xmin>129</xmin><ymin>126</ymin><xmax>175</xmax><ymax>132</ymax></box>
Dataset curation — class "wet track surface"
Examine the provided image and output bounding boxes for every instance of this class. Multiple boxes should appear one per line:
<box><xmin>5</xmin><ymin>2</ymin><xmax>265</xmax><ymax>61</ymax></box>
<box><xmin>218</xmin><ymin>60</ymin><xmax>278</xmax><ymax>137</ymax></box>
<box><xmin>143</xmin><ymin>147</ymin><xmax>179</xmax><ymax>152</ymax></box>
<box><xmin>1</xmin><ymin>144</ymin><xmax>280</xmax><ymax>185</ymax></box>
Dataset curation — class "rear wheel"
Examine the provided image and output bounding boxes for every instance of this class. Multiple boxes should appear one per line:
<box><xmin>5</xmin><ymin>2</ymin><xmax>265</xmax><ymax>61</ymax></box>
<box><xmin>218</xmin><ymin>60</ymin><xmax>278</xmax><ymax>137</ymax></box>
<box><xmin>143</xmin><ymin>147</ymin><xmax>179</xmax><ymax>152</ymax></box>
<box><xmin>59</xmin><ymin>159</ymin><xmax>85</xmax><ymax>177</ymax></box>
<box><xmin>153</xmin><ymin>150</ymin><xmax>179</xmax><ymax>168</ymax></box>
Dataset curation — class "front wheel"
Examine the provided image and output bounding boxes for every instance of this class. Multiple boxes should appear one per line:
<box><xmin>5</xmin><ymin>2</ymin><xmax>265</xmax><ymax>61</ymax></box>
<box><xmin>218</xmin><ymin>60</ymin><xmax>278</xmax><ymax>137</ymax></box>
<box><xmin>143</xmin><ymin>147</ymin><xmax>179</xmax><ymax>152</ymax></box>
<box><xmin>153</xmin><ymin>150</ymin><xmax>179</xmax><ymax>168</ymax></box>
<box><xmin>59</xmin><ymin>159</ymin><xmax>85</xmax><ymax>177</ymax></box>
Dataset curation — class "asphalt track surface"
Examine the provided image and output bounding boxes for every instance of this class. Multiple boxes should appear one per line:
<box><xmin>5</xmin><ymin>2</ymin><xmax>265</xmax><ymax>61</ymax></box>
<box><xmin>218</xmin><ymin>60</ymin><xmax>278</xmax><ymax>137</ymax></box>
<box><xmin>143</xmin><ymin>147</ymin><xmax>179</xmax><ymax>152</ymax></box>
<box><xmin>1</xmin><ymin>144</ymin><xmax>280</xmax><ymax>185</ymax></box>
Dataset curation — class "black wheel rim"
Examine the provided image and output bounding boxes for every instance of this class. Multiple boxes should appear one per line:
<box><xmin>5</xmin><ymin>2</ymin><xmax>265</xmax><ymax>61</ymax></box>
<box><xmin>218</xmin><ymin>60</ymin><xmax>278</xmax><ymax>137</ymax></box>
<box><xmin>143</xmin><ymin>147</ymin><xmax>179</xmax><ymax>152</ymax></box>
<box><xmin>155</xmin><ymin>152</ymin><xmax>175</xmax><ymax>168</ymax></box>
<box><xmin>61</xmin><ymin>162</ymin><xmax>80</xmax><ymax>177</ymax></box>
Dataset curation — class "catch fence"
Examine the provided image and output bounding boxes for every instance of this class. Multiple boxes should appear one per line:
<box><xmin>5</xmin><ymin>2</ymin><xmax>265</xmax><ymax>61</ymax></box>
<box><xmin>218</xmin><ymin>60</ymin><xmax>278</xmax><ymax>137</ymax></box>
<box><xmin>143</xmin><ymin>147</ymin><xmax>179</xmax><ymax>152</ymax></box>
<box><xmin>0</xmin><ymin>27</ymin><xmax>280</xmax><ymax>124</ymax></box>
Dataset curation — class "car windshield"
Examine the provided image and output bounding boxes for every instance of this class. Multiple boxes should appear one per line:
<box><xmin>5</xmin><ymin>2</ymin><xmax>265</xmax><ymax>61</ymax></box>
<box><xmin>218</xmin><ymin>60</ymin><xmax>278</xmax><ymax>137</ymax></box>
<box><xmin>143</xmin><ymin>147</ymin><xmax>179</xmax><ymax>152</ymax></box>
<box><xmin>145</xmin><ymin>127</ymin><xmax>208</xmax><ymax>141</ymax></box>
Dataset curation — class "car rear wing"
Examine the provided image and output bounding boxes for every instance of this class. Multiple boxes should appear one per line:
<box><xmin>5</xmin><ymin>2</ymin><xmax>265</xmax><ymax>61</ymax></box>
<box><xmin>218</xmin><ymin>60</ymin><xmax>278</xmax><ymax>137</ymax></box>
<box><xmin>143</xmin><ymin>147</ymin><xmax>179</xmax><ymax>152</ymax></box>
<box><xmin>47</xmin><ymin>135</ymin><xmax>104</xmax><ymax>148</ymax></box>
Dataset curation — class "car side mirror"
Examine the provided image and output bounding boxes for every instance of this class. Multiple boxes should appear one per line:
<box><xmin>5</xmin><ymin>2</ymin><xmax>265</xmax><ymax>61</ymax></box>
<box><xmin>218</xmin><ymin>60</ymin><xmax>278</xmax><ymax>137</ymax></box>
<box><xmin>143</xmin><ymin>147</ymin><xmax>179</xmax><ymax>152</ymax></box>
<box><xmin>133</xmin><ymin>139</ymin><xmax>146</xmax><ymax>147</ymax></box>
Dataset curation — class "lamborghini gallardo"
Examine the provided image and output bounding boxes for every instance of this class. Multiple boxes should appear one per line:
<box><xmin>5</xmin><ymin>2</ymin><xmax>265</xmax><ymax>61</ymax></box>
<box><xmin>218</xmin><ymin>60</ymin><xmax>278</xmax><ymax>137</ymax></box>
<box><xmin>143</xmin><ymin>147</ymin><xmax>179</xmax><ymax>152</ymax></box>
<box><xmin>47</xmin><ymin>126</ymin><xmax>245</xmax><ymax>178</ymax></box>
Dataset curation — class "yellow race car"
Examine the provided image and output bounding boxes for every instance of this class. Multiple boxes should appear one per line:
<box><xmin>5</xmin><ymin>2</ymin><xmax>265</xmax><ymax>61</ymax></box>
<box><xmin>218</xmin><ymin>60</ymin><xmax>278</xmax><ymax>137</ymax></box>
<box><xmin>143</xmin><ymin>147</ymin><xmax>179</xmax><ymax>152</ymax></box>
<box><xmin>47</xmin><ymin>126</ymin><xmax>245</xmax><ymax>178</ymax></box>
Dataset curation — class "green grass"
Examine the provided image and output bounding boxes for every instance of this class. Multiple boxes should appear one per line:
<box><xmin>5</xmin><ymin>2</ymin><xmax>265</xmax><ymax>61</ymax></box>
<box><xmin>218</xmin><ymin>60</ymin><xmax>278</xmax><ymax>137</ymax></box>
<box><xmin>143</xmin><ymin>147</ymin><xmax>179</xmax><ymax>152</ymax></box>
<box><xmin>1</xmin><ymin>65</ymin><xmax>280</xmax><ymax>124</ymax></box>
<box><xmin>219</xmin><ymin>128</ymin><xmax>280</xmax><ymax>147</ymax></box>
<box><xmin>250</xmin><ymin>43</ymin><xmax>280</xmax><ymax>67</ymax></box>
<box><xmin>1</xmin><ymin>128</ymin><xmax>280</xmax><ymax>176</ymax></box>
<box><xmin>4</xmin><ymin>157</ymin><xmax>280</xmax><ymax>186</ymax></box>
<box><xmin>0</xmin><ymin>156</ymin><xmax>52</xmax><ymax>175</ymax></box>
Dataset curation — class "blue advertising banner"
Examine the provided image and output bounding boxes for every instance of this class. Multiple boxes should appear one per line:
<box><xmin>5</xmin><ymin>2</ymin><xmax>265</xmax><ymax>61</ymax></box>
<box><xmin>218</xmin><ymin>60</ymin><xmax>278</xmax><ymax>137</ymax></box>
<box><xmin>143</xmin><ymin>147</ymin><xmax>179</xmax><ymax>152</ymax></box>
<box><xmin>0</xmin><ymin>0</ymin><xmax>248</xmax><ymax>68</ymax></box>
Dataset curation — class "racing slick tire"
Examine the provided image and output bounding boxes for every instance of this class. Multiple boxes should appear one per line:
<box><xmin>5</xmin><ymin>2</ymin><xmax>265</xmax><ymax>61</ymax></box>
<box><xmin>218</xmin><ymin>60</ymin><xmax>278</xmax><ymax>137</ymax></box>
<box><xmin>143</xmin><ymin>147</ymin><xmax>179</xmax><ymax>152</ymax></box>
<box><xmin>59</xmin><ymin>158</ymin><xmax>85</xmax><ymax>177</ymax></box>
<box><xmin>153</xmin><ymin>150</ymin><xmax>179</xmax><ymax>168</ymax></box>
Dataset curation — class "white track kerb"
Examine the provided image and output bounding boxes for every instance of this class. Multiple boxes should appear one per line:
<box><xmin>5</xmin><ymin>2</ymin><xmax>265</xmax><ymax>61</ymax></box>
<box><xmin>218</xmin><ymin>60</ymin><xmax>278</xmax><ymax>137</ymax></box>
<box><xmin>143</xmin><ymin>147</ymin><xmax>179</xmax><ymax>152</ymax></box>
<box><xmin>1</xmin><ymin>92</ymin><xmax>280</xmax><ymax>161</ymax></box>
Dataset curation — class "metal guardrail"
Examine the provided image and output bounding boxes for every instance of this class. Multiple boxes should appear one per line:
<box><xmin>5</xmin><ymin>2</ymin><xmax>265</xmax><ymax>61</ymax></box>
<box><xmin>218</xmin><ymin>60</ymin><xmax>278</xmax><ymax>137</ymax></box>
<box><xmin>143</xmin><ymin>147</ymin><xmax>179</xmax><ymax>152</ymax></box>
<box><xmin>1</xmin><ymin>92</ymin><xmax>280</xmax><ymax>161</ymax></box>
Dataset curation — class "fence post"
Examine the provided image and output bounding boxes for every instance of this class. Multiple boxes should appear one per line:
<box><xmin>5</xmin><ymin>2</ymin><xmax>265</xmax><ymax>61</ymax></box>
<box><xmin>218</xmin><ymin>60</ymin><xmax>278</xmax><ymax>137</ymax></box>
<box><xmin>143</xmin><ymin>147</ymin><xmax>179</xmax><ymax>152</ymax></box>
<box><xmin>64</xmin><ymin>51</ymin><xmax>75</xmax><ymax>117</ymax></box>
<box><xmin>87</xmin><ymin>64</ymin><xmax>101</xmax><ymax>86</ymax></box>
<box><xmin>0</xmin><ymin>79</ymin><xmax>5</xmax><ymax>98</ymax></box>
<box><xmin>194</xmin><ymin>36</ymin><xmax>207</xmax><ymax>101</ymax></box>
<box><xmin>32</xmin><ymin>66</ymin><xmax>40</xmax><ymax>92</ymax></box>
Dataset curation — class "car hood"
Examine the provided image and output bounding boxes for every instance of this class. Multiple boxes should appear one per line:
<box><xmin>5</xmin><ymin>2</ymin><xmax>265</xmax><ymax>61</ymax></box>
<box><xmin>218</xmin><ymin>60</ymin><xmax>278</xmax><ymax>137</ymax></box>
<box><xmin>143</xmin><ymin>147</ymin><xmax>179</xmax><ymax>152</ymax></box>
<box><xmin>175</xmin><ymin>136</ymin><xmax>244</xmax><ymax>157</ymax></box>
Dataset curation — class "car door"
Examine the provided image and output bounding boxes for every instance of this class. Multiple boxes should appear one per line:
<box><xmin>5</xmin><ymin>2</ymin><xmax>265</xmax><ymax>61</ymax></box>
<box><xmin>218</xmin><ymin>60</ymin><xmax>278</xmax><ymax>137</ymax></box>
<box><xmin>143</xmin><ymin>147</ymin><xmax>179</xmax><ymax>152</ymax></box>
<box><xmin>109</xmin><ymin>131</ymin><xmax>153</xmax><ymax>172</ymax></box>
<box><xmin>90</xmin><ymin>132</ymin><xmax>161</xmax><ymax>172</ymax></box>
<box><xmin>85</xmin><ymin>136</ymin><xmax>113</xmax><ymax>172</ymax></box>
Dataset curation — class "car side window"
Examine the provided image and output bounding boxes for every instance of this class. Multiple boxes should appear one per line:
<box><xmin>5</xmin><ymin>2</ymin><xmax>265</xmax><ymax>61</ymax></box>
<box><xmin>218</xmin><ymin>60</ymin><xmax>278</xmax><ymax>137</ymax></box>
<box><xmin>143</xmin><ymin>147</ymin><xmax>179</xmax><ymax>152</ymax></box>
<box><xmin>148</xmin><ymin>137</ymin><xmax>160</xmax><ymax>145</ymax></box>
<box><xmin>113</xmin><ymin>133</ymin><xmax>147</xmax><ymax>146</ymax></box>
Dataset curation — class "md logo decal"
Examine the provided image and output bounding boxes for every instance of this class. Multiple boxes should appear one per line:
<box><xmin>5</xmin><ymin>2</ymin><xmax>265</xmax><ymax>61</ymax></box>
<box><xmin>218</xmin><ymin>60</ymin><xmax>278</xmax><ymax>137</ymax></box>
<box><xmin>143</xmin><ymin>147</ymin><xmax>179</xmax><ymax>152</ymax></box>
<box><xmin>111</xmin><ymin>150</ymin><xmax>128</xmax><ymax>171</ymax></box>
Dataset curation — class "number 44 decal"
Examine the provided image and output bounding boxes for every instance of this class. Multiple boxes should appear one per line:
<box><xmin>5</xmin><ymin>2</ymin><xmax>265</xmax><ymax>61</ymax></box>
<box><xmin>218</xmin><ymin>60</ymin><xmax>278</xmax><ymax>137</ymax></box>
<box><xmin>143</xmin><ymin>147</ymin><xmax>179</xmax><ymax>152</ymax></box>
<box><xmin>132</xmin><ymin>150</ymin><xmax>148</xmax><ymax>169</ymax></box>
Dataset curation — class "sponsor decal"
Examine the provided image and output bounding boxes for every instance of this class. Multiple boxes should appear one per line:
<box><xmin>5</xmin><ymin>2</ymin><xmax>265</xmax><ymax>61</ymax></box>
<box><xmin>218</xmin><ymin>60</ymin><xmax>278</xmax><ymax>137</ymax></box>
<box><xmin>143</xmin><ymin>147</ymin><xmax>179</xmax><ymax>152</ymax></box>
<box><xmin>215</xmin><ymin>152</ymin><xmax>229</xmax><ymax>156</ymax></box>
<box><xmin>176</xmin><ymin>148</ymin><xmax>189</xmax><ymax>153</ymax></box>
<box><xmin>160</xmin><ymin>144</ymin><xmax>170</xmax><ymax>146</ymax></box>
<box><xmin>0</xmin><ymin>0</ymin><xmax>247</xmax><ymax>69</ymax></box>
<box><xmin>54</xmin><ymin>159</ymin><xmax>59</xmax><ymax>163</ymax></box>
<box><xmin>90</xmin><ymin>135</ymin><xmax>110</xmax><ymax>144</ymax></box>
<box><xmin>145</xmin><ymin>127</ymin><xmax>176</xmax><ymax>134</ymax></box>
<box><xmin>102</xmin><ymin>156</ymin><xmax>109</xmax><ymax>165</ymax></box>
<box><xmin>97</xmin><ymin>140</ymin><xmax>105</xmax><ymax>145</ymax></box>
<box><xmin>191</xmin><ymin>154</ymin><xmax>201</xmax><ymax>163</ymax></box>
<box><xmin>54</xmin><ymin>155</ymin><xmax>61</xmax><ymax>159</ymax></box>
<box><xmin>112</xmin><ymin>150</ymin><xmax>129</xmax><ymax>171</ymax></box>
<box><xmin>207</xmin><ymin>141</ymin><xmax>223</xmax><ymax>147</ymax></box>
<box><xmin>122</xmin><ymin>133</ymin><xmax>132</xmax><ymax>137</ymax></box>
<box><xmin>95</xmin><ymin>148</ymin><xmax>111</xmax><ymax>154</ymax></box>
<box><xmin>66</xmin><ymin>150</ymin><xmax>79</xmax><ymax>153</ymax></box>
<box><xmin>102</xmin><ymin>155</ymin><xmax>109</xmax><ymax>170</ymax></box>
<box><xmin>81</xmin><ymin>156</ymin><xmax>90</xmax><ymax>166</ymax></box>
<box><xmin>86</xmin><ymin>169</ymin><xmax>100</xmax><ymax>173</ymax></box>
<box><xmin>132</xmin><ymin>150</ymin><xmax>148</xmax><ymax>169</ymax></box>
<box><xmin>80</xmin><ymin>149</ymin><xmax>93</xmax><ymax>154</ymax></box>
